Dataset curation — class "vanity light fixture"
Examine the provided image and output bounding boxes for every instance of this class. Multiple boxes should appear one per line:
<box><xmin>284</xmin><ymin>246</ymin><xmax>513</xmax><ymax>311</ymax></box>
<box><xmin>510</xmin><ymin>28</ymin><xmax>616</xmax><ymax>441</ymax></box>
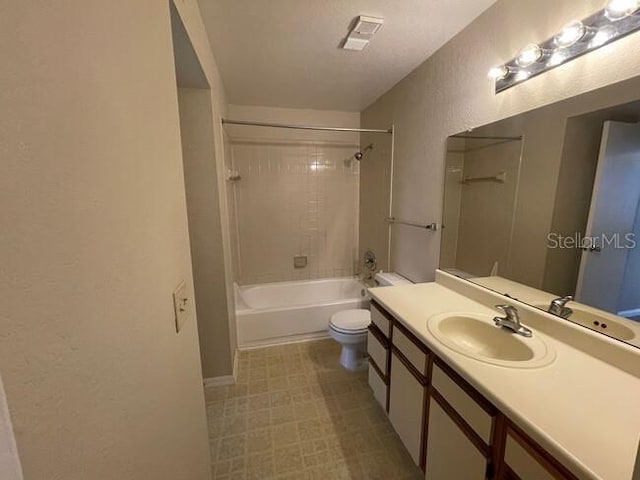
<box><xmin>488</xmin><ymin>65</ymin><xmax>509</xmax><ymax>80</ymax></box>
<box><xmin>490</xmin><ymin>0</ymin><xmax>640</xmax><ymax>93</ymax></box>
<box><xmin>605</xmin><ymin>0</ymin><xmax>639</xmax><ymax>21</ymax></box>
<box><xmin>554</xmin><ymin>20</ymin><xmax>587</xmax><ymax>48</ymax></box>
<box><xmin>591</xmin><ymin>24</ymin><xmax>617</xmax><ymax>47</ymax></box>
<box><xmin>515</xmin><ymin>43</ymin><xmax>543</xmax><ymax>67</ymax></box>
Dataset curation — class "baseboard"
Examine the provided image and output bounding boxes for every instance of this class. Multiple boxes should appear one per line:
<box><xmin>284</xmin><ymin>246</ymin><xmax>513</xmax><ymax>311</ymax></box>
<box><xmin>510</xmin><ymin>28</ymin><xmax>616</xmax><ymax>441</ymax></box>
<box><xmin>617</xmin><ymin>307</ymin><xmax>640</xmax><ymax>319</ymax></box>
<box><xmin>203</xmin><ymin>349</ymin><xmax>239</xmax><ymax>388</ymax></box>
<box><xmin>239</xmin><ymin>331</ymin><xmax>330</xmax><ymax>350</ymax></box>
<box><xmin>203</xmin><ymin>375</ymin><xmax>234</xmax><ymax>388</ymax></box>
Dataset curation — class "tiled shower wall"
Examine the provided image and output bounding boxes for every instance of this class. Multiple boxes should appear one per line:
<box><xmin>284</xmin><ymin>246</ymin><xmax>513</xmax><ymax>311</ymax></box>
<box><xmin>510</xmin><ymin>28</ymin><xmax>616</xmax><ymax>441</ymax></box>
<box><xmin>229</xmin><ymin>142</ymin><xmax>360</xmax><ymax>285</ymax></box>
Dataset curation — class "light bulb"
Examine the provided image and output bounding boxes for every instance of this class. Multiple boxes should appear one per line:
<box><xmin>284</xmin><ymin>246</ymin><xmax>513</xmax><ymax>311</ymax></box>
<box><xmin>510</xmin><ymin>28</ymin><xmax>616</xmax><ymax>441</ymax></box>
<box><xmin>548</xmin><ymin>51</ymin><xmax>568</xmax><ymax>66</ymax></box>
<box><xmin>554</xmin><ymin>20</ymin><xmax>586</xmax><ymax>48</ymax></box>
<box><xmin>514</xmin><ymin>70</ymin><xmax>530</xmax><ymax>82</ymax></box>
<box><xmin>488</xmin><ymin>65</ymin><xmax>509</xmax><ymax>80</ymax></box>
<box><xmin>605</xmin><ymin>0</ymin><xmax>639</xmax><ymax>20</ymax></box>
<box><xmin>516</xmin><ymin>44</ymin><xmax>543</xmax><ymax>67</ymax></box>
<box><xmin>590</xmin><ymin>25</ymin><xmax>616</xmax><ymax>47</ymax></box>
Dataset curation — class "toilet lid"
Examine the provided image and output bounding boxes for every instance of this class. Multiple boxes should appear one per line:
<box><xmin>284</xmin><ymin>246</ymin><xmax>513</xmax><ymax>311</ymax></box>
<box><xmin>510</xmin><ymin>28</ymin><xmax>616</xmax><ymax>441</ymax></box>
<box><xmin>329</xmin><ymin>309</ymin><xmax>371</xmax><ymax>334</ymax></box>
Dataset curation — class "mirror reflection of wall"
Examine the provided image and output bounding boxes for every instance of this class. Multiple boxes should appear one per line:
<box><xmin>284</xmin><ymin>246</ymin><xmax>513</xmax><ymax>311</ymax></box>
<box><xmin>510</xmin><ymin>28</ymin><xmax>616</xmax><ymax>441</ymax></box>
<box><xmin>442</xmin><ymin>136</ymin><xmax>523</xmax><ymax>279</ymax></box>
<box><xmin>440</xmin><ymin>81</ymin><xmax>640</xmax><ymax>349</ymax></box>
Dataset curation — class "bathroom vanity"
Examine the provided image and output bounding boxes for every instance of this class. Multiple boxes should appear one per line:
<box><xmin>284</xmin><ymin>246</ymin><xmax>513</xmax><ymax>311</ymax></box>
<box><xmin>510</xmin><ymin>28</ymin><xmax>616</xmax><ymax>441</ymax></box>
<box><xmin>367</xmin><ymin>271</ymin><xmax>640</xmax><ymax>480</ymax></box>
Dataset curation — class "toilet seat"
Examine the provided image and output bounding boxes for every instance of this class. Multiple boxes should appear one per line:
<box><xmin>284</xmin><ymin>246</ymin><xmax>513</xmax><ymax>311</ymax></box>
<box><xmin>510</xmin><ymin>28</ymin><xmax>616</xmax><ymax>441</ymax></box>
<box><xmin>329</xmin><ymin>309</ymin><xmax>370</xmax><ymax>335</ymax></box>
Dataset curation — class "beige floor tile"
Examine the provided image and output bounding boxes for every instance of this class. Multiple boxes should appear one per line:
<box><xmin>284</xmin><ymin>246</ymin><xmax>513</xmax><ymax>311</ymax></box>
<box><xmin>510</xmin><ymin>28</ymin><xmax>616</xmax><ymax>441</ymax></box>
<box><xmin>270</xmin><ymin>405</ymin><xmax>296</xmax><ymax>426</ymax></box>
<box><xmin>273</xmin><ymin>444</ymin><xmax>304</xmax><ymax>475</ymax></box>
<box><xmin>206</xmin><ymin>339</ymin><xmax>422</xmax><ymax>480</ymax></box>
<box><xmin>270</xmin><ymin>422</ymin><xmax>299</xmax><ymax>448</ymax></box>
<box><xmin>246</xmin><ymin>451</ymin><xmax>274</xmax><ymax>480</ymax></box>
<box><xmin>246</xmin><ymin>410</ymin><xmax>271</xmax><ymax>431</ymax></box>
<box><xmin>218</xmin><ymin>435</ymin><xmax>246</xmax><ymax>461</ymax></box>
<box><xmin>246</xmin><ymin>428</ymin><xmax>272</xmax><ymax>453</ymax></box>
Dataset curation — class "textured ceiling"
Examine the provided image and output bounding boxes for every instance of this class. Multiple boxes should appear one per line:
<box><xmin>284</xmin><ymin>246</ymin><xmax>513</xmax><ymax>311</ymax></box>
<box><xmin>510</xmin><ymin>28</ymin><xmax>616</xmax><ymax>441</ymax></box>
<box><xmin>198</xmin><ymin>0</ymin><xmax>497</xmax><ymax>112</ymax></box>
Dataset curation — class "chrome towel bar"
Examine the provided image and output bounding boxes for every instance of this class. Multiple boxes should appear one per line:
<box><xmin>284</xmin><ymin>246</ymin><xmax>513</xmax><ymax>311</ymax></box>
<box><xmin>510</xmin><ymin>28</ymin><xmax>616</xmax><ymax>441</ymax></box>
<box><xmin>386</xmin><ymin>217</ymin><xmax>439</xmax><ymax>231</ymax></box>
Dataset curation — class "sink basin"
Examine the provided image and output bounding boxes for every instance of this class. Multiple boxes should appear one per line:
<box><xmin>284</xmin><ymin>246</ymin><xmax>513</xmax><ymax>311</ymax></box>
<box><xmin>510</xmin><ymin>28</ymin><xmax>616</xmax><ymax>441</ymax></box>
<box><xmin>427</xmin><ymin>313</ymin><xmax>555</xmax><ymax>368</ymax></box>
<box><xmin>532</xmin><ymin>302</ymin><xmax>636</xmax><ymax>342</ymax></box>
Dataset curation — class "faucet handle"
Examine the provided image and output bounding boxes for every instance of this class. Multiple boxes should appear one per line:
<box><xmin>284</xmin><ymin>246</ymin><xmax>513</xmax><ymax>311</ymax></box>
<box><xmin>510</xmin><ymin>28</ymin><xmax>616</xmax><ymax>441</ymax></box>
<box><xmin>495</xmin><ymin>304</ymin><xmax>518</xmax><ymax>318</ymax></box>
<box><xmin>552</xmin><ymin>295</ymin><xmax>573</xmax><ymax>307</ymax></box>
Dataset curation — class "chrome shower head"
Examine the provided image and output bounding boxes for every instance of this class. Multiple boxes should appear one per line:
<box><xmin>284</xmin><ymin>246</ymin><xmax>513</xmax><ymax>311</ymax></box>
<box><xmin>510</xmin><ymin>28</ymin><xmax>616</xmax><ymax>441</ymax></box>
<box><xmin>353</xmin><ymin>143</ymin><xmax>373</xmax><ymax>161</ymax></box>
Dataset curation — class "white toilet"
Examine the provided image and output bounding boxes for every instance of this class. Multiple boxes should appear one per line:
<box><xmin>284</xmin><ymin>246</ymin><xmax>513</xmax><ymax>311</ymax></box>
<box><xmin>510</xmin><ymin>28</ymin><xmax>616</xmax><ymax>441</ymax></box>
<box><xmin>329</xmin><ymin>272</ymin><xmax>412</xmax><ymax>371</ymax></box>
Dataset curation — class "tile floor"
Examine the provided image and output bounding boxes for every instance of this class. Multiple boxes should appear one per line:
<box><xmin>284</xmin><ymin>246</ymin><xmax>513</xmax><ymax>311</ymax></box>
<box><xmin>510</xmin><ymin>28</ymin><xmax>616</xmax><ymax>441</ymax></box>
<box><xmin>204</xmin><ymin>339</ymin><xmax>424</xmax><ymax>480</ymax></box>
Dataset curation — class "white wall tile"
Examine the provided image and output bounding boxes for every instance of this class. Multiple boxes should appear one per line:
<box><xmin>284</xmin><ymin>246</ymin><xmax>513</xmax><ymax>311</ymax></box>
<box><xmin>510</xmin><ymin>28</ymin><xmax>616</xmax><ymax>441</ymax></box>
<box><xmin>230</xmin><ymin>143</ymin><xmax>359</xmax><ymax>284</ymax></box>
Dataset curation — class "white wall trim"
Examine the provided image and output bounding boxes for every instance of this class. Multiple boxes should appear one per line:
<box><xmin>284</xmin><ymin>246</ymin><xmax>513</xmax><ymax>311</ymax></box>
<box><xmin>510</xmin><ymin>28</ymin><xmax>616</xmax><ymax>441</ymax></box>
<box><xmin>232</xmin><ymin>348</ymin><xmax>238</xmax><ymax>382</ymax></box>
<box><xmin>0</xmin><ymin>375</ymin><xmax>23</xmax><ymax>480</ymax></box>
<box><xmin>203</xmin><ymin>375</ymin><xmax>234</xmax><ymax>388</ymax></box>
<box><xmin>203</xmin><ymin>349</ymin><xmax>239</xmax><ymax>388</ymax></box>
<box><xmin>617</xmin><ymin>308</ymin><xmax>640</xmax><ymax>319</ymax></box>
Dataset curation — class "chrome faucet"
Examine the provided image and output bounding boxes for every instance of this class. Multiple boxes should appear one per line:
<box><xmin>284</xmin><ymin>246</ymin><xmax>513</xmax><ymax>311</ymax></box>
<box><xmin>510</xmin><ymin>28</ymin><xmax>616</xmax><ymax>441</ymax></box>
<box><xmin>548</xmin><ymin>295</ymin><xmax>573</xmax><ymax>319</ymax></box>
<box><xmin>493</xmin><ymin>305</ymin><xmax>532</xmax><ymax>337</ymax></box>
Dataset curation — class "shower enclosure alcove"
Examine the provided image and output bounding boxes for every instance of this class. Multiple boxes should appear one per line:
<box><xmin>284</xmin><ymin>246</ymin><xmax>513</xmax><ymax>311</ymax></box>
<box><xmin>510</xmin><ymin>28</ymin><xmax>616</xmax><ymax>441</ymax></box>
<box><xmin>222</xmin><ymin>116</ymin><xmax>392</xmax><ymax>347</ymax></box>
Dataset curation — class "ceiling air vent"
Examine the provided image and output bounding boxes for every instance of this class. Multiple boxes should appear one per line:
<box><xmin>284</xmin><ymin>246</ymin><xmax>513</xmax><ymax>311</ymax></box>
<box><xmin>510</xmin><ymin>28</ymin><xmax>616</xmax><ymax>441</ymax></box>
<box><xmin>342</xmin><ymin>15</ymin><xmax>384</xmax><ymax>51</ymax></box>
<box><xmin>353</xmin><ymin>16</ymin><xmax>384</xmax><ymax>35</ymax></box>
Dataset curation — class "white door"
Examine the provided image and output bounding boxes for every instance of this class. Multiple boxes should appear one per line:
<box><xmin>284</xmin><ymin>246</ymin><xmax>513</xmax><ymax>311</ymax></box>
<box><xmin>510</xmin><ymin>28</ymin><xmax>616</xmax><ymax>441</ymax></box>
<box><xmin>575</xmin><ymin>121</ymin><xmax>640</xmax><ymax>312</ymax></box>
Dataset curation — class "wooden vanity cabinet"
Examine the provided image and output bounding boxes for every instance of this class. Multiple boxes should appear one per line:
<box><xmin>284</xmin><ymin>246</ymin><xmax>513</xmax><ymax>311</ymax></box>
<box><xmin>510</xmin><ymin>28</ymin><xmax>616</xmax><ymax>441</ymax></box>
<box><xmin>368</xmin><ymin>301</ymin><xmax>580</xmax><ymax>480</ymax></box>
<box><xmin>388</xmin><ymin>321</ymin><xmax>430</xmax><ymax>466</ymax></box>
<box><xmin>367</xmin><ymin>302</ymin><xmax>393</xmax><ymax>411</ymax></box>
<box><xmin>425</xmin><ymin>359</ymin><xmax>498</xmax><ymax>479</ymax></box>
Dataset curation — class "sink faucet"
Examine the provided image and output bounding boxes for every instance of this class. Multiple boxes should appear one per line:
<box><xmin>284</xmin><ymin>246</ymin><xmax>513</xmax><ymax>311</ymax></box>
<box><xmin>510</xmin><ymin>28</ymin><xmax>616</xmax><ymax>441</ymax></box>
<box><xmin>493</xmin><ymin>305</ymin><xmax>532</xmax><ymax>337</ymax></box>
<box><xmin>548</xmin><ymin>295</ymin><xmax>573</xmax><ymax>319</ymax></box>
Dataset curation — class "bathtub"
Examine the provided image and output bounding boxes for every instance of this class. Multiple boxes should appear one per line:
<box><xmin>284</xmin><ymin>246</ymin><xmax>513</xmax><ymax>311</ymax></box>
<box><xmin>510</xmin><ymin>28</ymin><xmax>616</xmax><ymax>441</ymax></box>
<box><xmin>235</xmin><ymin>277</ymin><xmax>369</xmax><ymax>348</ymax></box>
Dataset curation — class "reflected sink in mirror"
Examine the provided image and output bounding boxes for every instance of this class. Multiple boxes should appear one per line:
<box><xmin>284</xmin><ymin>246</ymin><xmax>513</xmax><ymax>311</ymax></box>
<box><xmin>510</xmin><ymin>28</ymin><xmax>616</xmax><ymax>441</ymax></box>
<box><xmin>427</xmin><ymin>313</ymin><xmax>555</xmax><ymax>368</ymax></box>
<box><xmin>532</xmin><ymin>302</ymin><xmax>636</xmax><ymax>342</ymax></box>
<box><xmin>440</xmin><ymin>84</ymin><xmax>640</xmax><ymax>352</ymax></box>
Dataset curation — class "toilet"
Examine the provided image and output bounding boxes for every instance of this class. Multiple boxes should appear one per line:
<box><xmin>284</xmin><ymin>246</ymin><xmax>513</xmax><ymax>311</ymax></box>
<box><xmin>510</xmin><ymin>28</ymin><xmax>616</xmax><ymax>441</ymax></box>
<box><xmin>329</xmin><ymin>272</ymin><xmax>412</xmax><ymax>371</ymax></box>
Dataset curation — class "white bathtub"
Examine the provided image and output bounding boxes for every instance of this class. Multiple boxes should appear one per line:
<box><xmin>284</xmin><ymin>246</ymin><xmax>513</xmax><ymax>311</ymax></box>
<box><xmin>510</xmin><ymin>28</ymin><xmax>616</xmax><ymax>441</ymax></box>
<box><xmin>235</xmin><ymin>277</ymin><xmax>370</xmax><ymax>348</ymax></box>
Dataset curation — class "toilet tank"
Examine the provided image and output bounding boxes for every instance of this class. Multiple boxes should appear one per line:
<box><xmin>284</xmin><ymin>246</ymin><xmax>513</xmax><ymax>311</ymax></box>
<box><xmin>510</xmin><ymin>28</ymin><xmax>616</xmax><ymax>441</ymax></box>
<box><xmin>374</xmin><ymin>272</ymin><xmax>412</xmax><ymax>287</ymax></box>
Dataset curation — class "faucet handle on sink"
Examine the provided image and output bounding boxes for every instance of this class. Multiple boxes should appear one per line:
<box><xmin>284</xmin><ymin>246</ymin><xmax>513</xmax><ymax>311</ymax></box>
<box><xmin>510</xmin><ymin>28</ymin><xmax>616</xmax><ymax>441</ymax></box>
<box><xmin>495</xmin><ymin>304</ymin><xmax>518</xmax><ymax>319</ymax></box>
<box><xmin>493</xmin><ymin>304</ymin><xmax>532</xmax><ymax>338</ymax></box>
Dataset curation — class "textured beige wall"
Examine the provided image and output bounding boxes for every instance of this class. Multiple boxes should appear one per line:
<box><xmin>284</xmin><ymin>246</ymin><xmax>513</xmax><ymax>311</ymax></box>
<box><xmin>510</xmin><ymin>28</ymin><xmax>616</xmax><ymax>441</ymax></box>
<box><xmin>359</xmin><ymin>97</ymin><xmax>395</xmax><ymax>276</ymax></box>
<box><xmin>0</xmin><ymin>0</ymin><xmax>228</xmax><ymax>478</ymax></box>
<box><xmin>178</xmin><ymin>88</ymin><xmax>234</xmax><ymax>379</ymax></box>
<box><xmin>175</xmin><ymin>0</ymin><xmax>238</xmax><ymax>377</ymax></box>
<box><xmin>225</xmin><ymin>105</ymin><xmax>361</xmax><ymax>284</ymax></box>
<box><xmin>361</xmin><ymin>0</ymin><xmax>640</xmax><ymax>283</ymax></box>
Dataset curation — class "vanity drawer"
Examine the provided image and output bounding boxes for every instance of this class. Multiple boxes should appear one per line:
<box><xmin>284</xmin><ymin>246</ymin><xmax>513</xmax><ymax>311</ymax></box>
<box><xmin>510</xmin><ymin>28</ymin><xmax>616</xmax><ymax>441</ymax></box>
<box><xmin>431</xmin><ymin>363</ymin><xmax>493</xmax><ymax>443</ymax></box>
<box><xmin>501</xmin><ymin>424</ymin><xmax>578</xmax><ymax>480</ymax></box>
<box><xmin>392</xmin><ymin>325</ymin><xmax>428</xmax><ymax>375</ymax></box>
<box><xmin>367</xmin><ymin>329</ymin><xmax>388</xmax><ymax>375</ymax></box>
<box><xmin>371</xmin><ymin>302</ymin><xmax>392</xmax><ymax>337</ymax></box>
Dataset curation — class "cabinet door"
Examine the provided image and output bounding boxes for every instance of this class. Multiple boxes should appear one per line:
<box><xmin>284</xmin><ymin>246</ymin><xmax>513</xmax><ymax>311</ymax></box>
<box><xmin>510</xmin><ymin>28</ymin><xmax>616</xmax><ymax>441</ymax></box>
<box><xmin>425</xmin><ymin>398</ymin><xmax>487</xmax><ymax>480</ymax></box>
<box><xmin>388</xmin><ymin>352</ymin><xmax>425</xmax><ymax>465</ymax></box>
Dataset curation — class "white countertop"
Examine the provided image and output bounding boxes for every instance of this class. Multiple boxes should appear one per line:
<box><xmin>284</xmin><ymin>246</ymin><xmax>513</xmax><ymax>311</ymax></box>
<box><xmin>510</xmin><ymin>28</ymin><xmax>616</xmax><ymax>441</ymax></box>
<box><xmin>369</xmin><ymin>278</ymin><xmax>640</xmax><ymax>480</ymax></box>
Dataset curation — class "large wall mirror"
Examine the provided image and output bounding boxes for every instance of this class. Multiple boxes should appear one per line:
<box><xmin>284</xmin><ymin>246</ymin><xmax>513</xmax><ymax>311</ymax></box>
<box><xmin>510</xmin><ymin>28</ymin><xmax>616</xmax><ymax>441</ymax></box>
<box><xmin>440</xmin><ymin>76</ymin><xmax>640</xmax><ymax>349</ymax></box>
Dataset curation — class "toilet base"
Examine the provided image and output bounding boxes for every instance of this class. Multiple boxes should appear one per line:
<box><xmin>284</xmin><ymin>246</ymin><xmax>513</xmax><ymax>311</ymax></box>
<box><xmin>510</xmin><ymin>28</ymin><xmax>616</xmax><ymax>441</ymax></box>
<box><xmin>339</xmin><ymin>343</ymin><xmax>368</xmax><ymax>371</ymax></box>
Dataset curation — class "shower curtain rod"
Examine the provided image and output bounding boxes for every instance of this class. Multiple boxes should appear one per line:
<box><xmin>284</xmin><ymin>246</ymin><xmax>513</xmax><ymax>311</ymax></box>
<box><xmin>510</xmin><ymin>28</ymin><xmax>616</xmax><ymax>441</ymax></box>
<box><xmin>222</xmin><ymin>119</ymin><xmax>393</xmax><ymax>134</ymax></box>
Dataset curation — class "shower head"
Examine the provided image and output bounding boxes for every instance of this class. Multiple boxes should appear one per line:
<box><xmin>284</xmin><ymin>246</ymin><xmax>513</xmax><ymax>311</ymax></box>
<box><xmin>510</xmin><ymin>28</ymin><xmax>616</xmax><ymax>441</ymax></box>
<box><xmin>353</xmin><ymin>143</ymin><xmax>373</xmax><ymax>161</ymax></box>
